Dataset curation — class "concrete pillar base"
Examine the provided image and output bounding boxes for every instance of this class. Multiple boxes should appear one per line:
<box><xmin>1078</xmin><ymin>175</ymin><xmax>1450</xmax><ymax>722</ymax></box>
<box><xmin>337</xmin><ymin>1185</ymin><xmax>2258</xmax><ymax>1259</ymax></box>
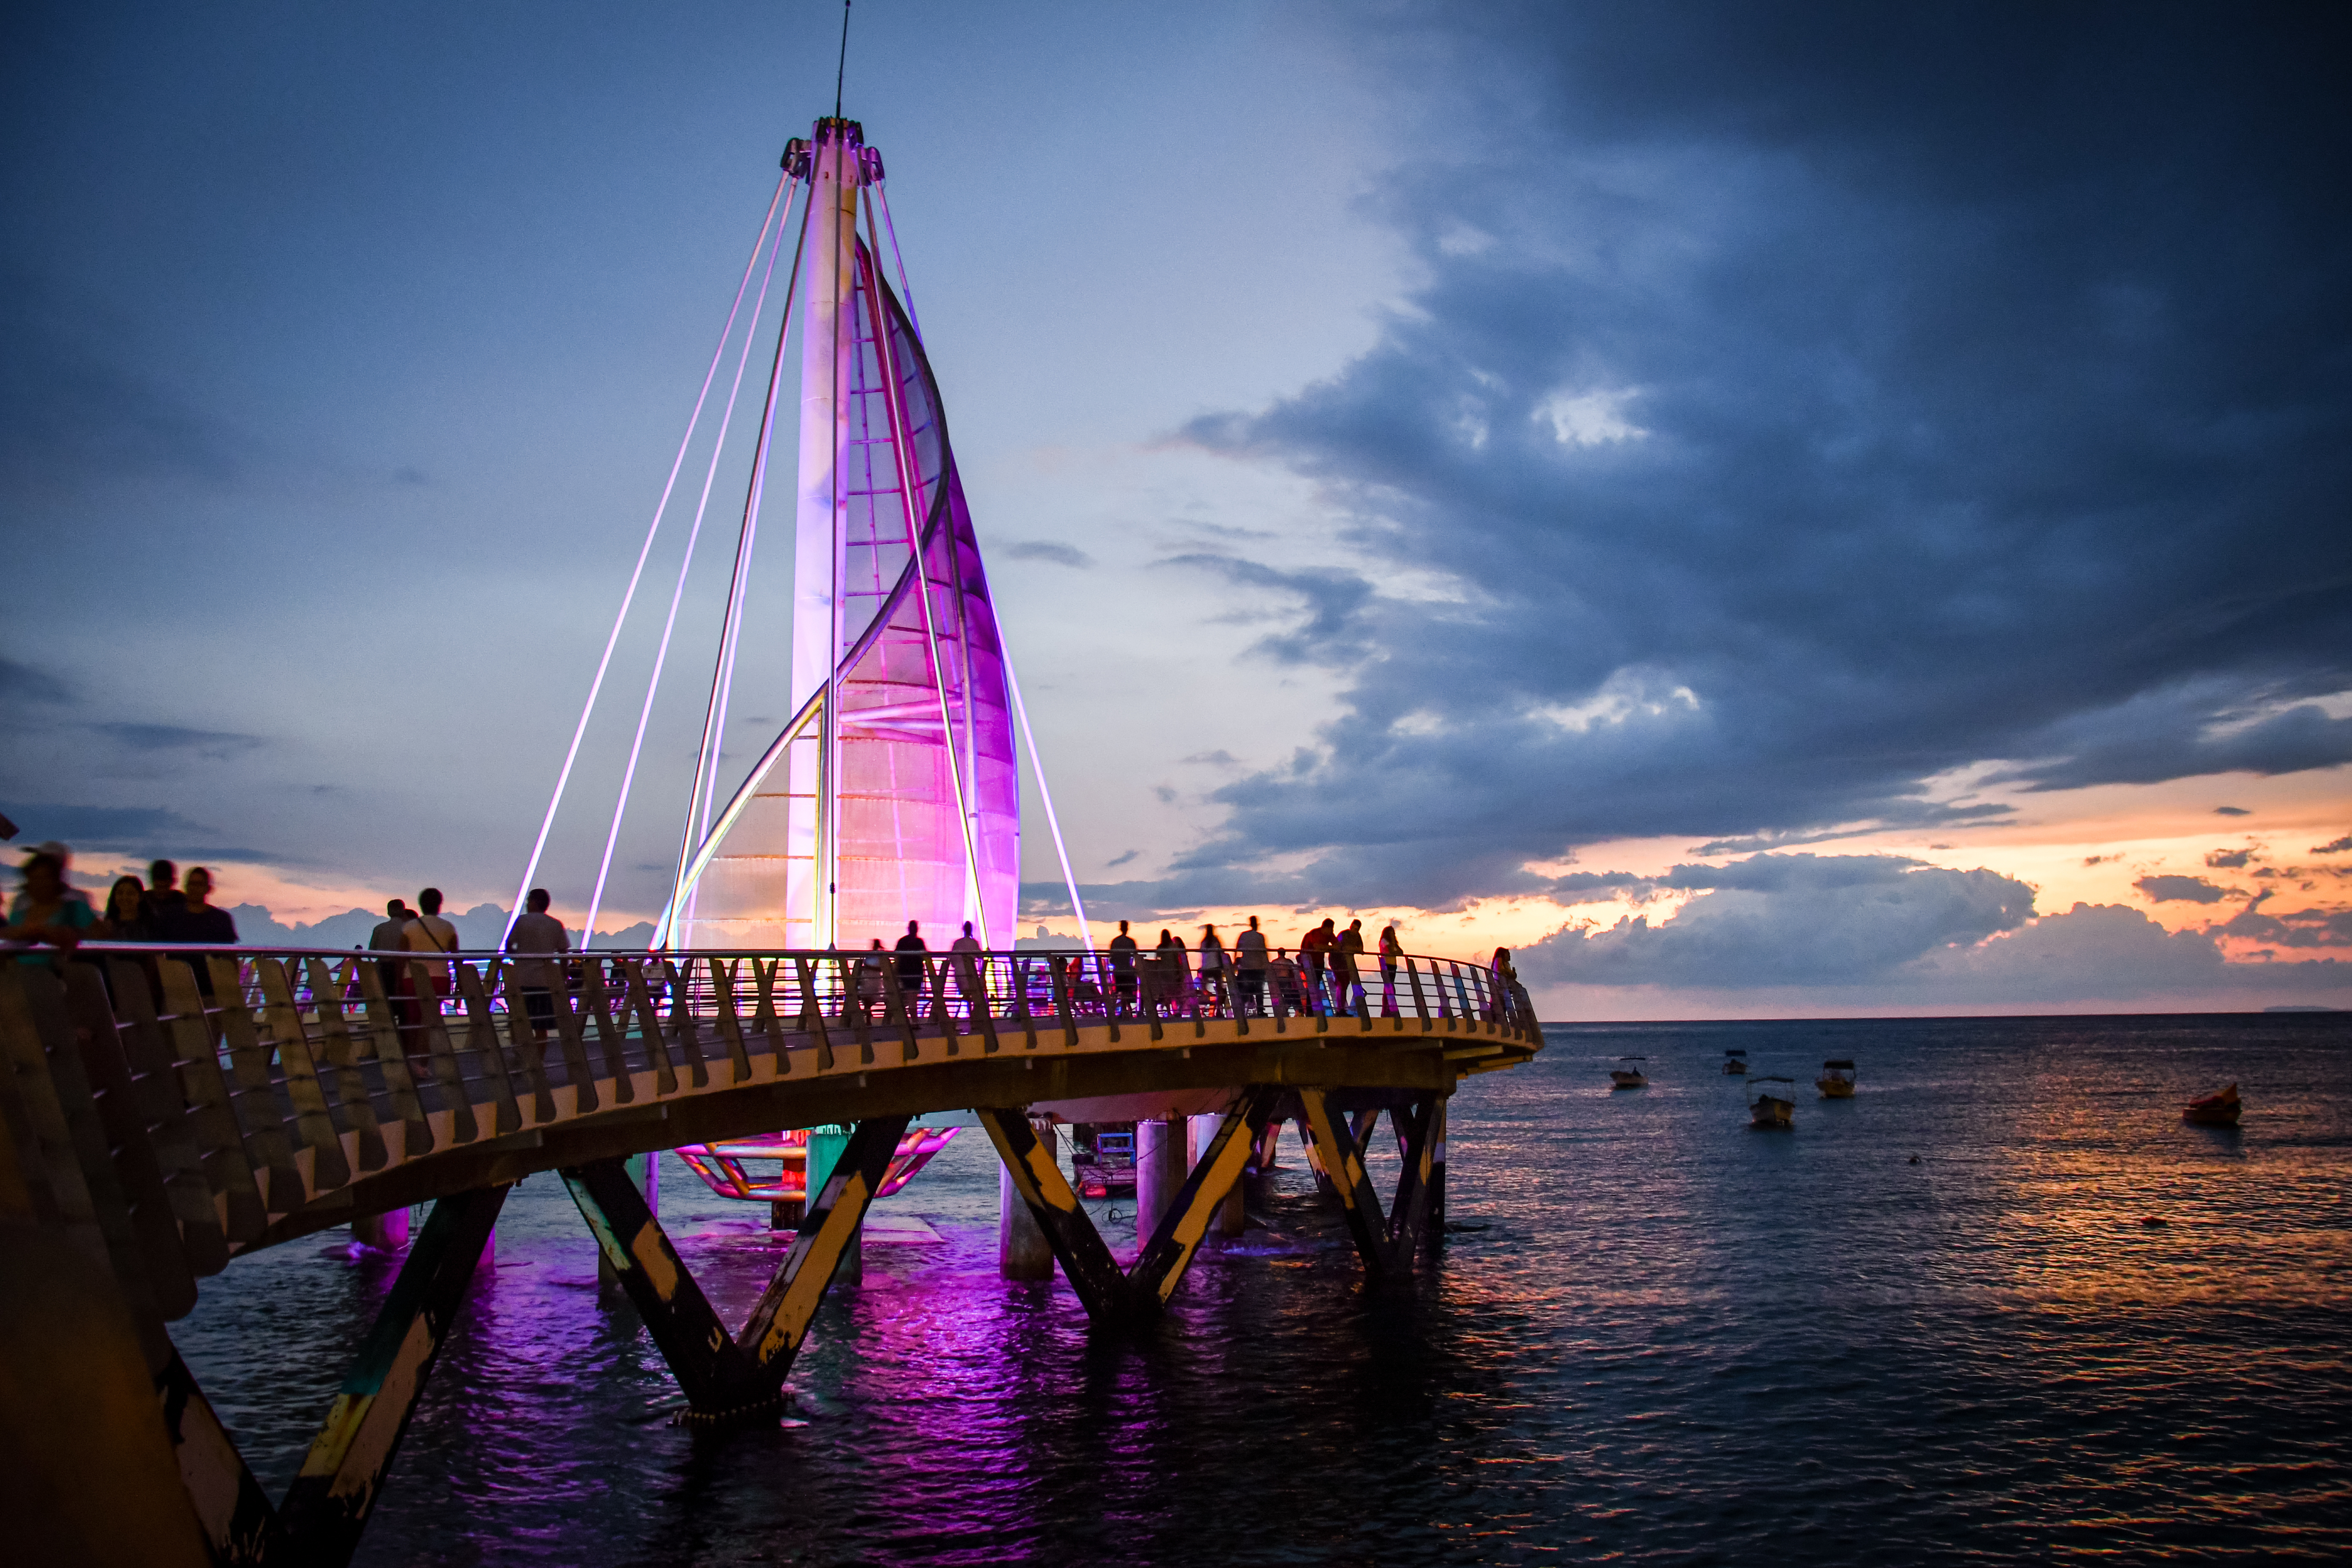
<box><xmin>1135</xmin><ymin>1117</ymin><xmax>1187</xmax><ymax>1249</ymax></box>
<box><xmin>353</xmin><ymin>1204</ymin><xmax>410</xmax><ymax>1252</ymax></box>
<box><xmin>999</xmin><ymin>1152</ymin><xmax>1054</xmax><ymax>1279</ymax></box>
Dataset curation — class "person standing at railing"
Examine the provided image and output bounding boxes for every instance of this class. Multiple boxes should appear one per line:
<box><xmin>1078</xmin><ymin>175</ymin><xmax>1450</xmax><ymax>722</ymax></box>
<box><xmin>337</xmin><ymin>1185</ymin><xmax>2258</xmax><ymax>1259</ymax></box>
<box><xmin>504</xmin><ymin>888</ymin><xmax>569</xmax><ymax>1042</ymax></box>
<box><xmin>1378</xmin><ymin>924</ymin><xmax>1402</xmax><ymax>1017</ymax></box>
<box><xmin>1270</xmin><ymin>947</ymin><xmax>1304</xmax><ymax>1015</ymax></box>
<box><xmin>950</xmin><ymin>920</ymin><xmax>984</xmax><ymax>1016</ymax></box>
<box><xmin>1487</xmin><ymin>947</ymin><xmax>1516</xmax><ymax>1022</ymax></box>
<box><xmin>101</xmin><ymin>876</ymin><xmax>155</xmax><ymax>940</ymax></box>
<box><xmin>142</xmin><ymin>858</ymin><xmax>185</xmax><ymax>928</ymax></box>
<box><xmin>1108</xmin><ymin>920</ymin><xmax>1139</xmax><ymax>1017</ymax></box>
<box><xmin>1197</xmin><ymin>924</ymin><xmax>1227</xmax><ymax>1017</ymax></box>
<box><xmin>369</xmin><ymin>898</ymin><xmax>416</xmax><ymax>1001</ymax></box>
<box><xmin>857</xmin><ymin>939</ymin><xmax>886</xmax><ymax>1018</ymax></box>
<box><xmin>1336</xmin><ymin>919</ymin><xmax>1367</xmax><ymax>1015</ymax></box>
<box><xmin>894</xmin><ymin>920</ymin><xmax>928</xmax><ymax>1014</ymax></box>
<box><xmin>399</xmin><ymin>887</ymin><xmax>459</xmax><ymax>1051</ymax></box>
<box><xmin>172</xmin><ymin>868</ymin><xmax>239</xmax><ymax>1000</ymax></box>
<box><xmin>1153</xmin><ymin>928</ymin><xmax>1187</xmax><ymax>1014</ymax></box>
<box><xmin>6</xmin><ymin>848</ymin><xmax>96</xmax><ymax>966</ymax></box>
<box><xmin>1234</xmin><ymin>915</ymin><xmax>1269</xmax><ymax>1016</ymax></box>
<box><xmin>1299</xmin><ymin>919</ymin><xmax>1336</xmax><ymax>1015</ymax></box>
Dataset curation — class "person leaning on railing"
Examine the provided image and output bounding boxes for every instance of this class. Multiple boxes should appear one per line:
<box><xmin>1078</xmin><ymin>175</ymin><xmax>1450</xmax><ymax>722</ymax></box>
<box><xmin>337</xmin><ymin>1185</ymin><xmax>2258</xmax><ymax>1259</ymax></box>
<box><xmin>6</xmin><ymin>847</ymin><xmax>96</xmax><ymax>967</ymax></box>
<box><xmin>1234</xmin><ymin>915</ymin><xmax>1268</xmax><ymax>1016</ymax></box>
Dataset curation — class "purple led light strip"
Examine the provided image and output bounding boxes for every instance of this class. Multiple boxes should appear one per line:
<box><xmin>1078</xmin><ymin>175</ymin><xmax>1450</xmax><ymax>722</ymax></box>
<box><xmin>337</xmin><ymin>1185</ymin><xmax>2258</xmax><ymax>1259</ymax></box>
<box><xmin>583</xmin><ymin>177</ymin><xmax>799</xmax><ymax>941</ymax></box>
<box><xmin>505</xmin><ymin>170</ymin><xmax>795</xmax><ymax>946</ymax></box>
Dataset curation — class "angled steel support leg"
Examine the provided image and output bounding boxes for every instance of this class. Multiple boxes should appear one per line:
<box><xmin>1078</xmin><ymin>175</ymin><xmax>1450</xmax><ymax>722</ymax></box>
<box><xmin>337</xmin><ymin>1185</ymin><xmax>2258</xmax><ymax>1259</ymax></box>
<box><xmin>562</xmin><ymin>1159</ymin><xmax>758</xmax><ymax>1411</ymax></box>
<box><xmin>1386</xmin><ymin>1098</ymin><xmax>1438</xmax><ymax>1261</ymax></box>
<box><xmin>157</xmin><ymin>1349</ymin><xmax>280</xmax><ymax>1564</ymax></box>
<box><xmin>276</xmin><ymin>1183</ymin><xmax>507</xmax><ymax>1567</ymax></box>
<box><xmin>738</xmin><ymin>1114</ymin><xmax>910</xmax><ymax>1380</ymax></box>
<box><xmin>975</xmin><ymin>1106</ymin><xmax>1130</xmax><ymax>1320</ymax></box>
<box><xmin>1128</xmin><ymin>1086</ymin><xmax>1281</xmax><ymax>1312</ymax></box>
<box><xmin>1297</xmin><ymin>1088</ymin><xmax>1402</xmax><ymax>1281</ymax></box>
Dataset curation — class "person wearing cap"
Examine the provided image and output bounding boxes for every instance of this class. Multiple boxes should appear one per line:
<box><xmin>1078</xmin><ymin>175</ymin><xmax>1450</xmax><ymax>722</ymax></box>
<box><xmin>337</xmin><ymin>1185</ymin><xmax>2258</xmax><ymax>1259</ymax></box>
<box><xmin>29</xmin><ymin>840</ymin><xmax>94</xmax><ymax>913</ymax></box>
<box><xmin>7</xmin><ymin>848</ymin><xmax>98</xmax><ymax>963</ymax></box>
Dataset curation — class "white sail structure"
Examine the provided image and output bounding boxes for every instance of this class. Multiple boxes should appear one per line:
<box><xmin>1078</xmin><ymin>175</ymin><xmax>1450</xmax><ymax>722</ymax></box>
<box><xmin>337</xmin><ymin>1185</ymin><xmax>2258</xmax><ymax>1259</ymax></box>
<box><xmin>660</xmin><ymin>118</ymin><xmax>1020</xmax><ymax>951</ymax></box>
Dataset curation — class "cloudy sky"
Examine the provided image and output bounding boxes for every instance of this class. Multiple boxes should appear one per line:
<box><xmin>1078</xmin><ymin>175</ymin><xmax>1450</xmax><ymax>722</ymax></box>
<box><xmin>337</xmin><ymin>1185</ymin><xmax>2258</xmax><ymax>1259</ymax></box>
<box><xmin>6</xmin><ymin>1</ymin><xmax>2347</xmax><ymax>1017</ymax></box>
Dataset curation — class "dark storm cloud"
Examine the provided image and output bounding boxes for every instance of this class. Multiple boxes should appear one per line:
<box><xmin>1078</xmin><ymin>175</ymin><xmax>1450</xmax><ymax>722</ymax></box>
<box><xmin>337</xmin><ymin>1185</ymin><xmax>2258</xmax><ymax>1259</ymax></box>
<box><xmin>0</xmin><ymin>801</ymin><xmax>277</xmax><ymax>863</ymax></box>
<box><xmin>2135</xmin><ymin>874</ymin><xmax>2231</xmax><ymax>905</ymax></box>
<box><xmin>2219</xmin><ymin>893</ymin><xmax>2352</xmax><ymax>951</ymax></box>
<box><xmin>1165</xmin><ymin>3</ymin><xmax>2352</xmax><ymax>909</ymax></box>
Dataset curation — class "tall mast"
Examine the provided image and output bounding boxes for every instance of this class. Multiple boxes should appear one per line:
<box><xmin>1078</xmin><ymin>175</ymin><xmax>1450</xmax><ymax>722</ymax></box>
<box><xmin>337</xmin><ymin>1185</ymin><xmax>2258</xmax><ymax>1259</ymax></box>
<box><xmin>792</xmin><ymin>117</ymin><xmax>863</xmax><ymax>947</ymax></box>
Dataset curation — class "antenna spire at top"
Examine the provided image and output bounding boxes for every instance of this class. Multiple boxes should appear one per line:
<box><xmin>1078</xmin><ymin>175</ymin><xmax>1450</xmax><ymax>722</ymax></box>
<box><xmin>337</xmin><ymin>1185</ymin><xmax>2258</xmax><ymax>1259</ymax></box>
<box><xmin>834</xmin><ymin>0</ymin><xmax>852</xmax><ymax>120</ymax></box>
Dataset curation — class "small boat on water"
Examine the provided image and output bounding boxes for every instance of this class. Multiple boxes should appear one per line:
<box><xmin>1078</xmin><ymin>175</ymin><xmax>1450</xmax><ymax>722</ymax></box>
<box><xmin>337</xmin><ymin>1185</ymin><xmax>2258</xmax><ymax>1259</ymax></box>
<box><xmin>1817</xmin><ymin>1059</ymin><xmax>1857</xmax><ymax>1098</ymax></box>
<box><xmin>2182</xmin><ymin>1083</ymin><xmax>2242</xmax><ymax>1128</ymax></box>
<box><xmin>1748</xmin><ymin>1075</ymin><xmax>1795</xmax><ymax>1129</ymax></box>
<box><xmin>1723</xmin><ymin>1048</ymin><xmax>1748</xmax><ymax>1075</ymax></box>
<box><xmin>1609</xmin><ymin>1057</ymin><xmax>1650</xmax><ymax>1089</ymax></box>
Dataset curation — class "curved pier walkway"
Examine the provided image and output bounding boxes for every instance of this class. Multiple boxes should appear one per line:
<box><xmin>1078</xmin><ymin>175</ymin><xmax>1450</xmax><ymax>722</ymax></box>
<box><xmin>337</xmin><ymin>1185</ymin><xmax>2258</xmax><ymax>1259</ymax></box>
<box><xmin>1</xmin><ymin>944</ymin><xmax>1542</xmax><ymax>1566</ymax></box>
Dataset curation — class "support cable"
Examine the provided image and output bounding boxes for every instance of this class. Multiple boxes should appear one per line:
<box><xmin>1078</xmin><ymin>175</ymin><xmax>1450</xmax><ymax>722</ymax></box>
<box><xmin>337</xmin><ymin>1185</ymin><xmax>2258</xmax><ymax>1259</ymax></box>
<box><xmin>667</xmin><ymin>181</ymin><xmax>818</xmax><ymax>946</ymax></box>
<box><xmin>504</xmin><ymin>170</ymin><xmax>793</xmax><ymax>945</ymax></box>
<box><xmin>583</xmin><ymin>175</ymin><xmax>797</xmax><ymax>941</ymax></box>
<box><xmin>1003</xmin><ymin>643</ymin><xmax>1092</xmax><ymax>953</ymax></box>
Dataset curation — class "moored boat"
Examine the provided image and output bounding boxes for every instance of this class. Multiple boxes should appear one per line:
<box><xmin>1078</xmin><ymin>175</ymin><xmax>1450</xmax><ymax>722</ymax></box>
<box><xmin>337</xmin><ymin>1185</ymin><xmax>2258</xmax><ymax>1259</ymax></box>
<box><xmin>1817</xmin><ymin>1059</ymin><xmax>1857</xmax><ymax>1098</ymax></box>
<box><xmin>2182</xmin><ymin>1083</ymin><xmax>2242</xmax><ymax>1127</ymax></box>
<box><xmin>1723</xmin><ymin>1048</ymin><xmax>1748</xmax><ymax>1075</ymax></box>
<box><xmin>1610</xmin><ymin>1056</ymin><xmax>1650</xmax><ymax>1089</ymax></box>
<box><xmin>1748</xmin><ymin>1075</ymin><xmax>1795</xmax><ymax>1129</ymax></box>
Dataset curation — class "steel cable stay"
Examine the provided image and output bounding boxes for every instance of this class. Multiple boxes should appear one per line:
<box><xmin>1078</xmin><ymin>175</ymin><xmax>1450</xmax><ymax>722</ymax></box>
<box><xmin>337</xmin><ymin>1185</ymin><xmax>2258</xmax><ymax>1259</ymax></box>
<box><xmin>505</xmin><ymin>168</ymin><xmax>797</xmax><ymax>947</ymax></box>
<box><xmin>583</xmin><ymin>173</ymin><xmax>802</xmax><ymax>940</ymax></box>
<box><xmin>673</xmin><ymin>176</ymin><xmax>819</xmax><ymax>940</ymax></box>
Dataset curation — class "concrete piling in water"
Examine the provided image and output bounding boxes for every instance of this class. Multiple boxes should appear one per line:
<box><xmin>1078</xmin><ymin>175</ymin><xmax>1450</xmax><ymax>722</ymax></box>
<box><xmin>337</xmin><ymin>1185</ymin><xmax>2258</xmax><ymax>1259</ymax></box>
<box><xmin>1135</xmin><ymin>1116</ymin><xmax>1187</xmax><ymax>1247</ymax></box>
<box><xmin>999</xmin><ymin>1150</ymin><xmax>1054</xmax><ymax>1279</ymax></box>
<box><xmin>353</xmin><ymin>1204</ymin><xmax>410</xmax><ymax>1252</ymax></box>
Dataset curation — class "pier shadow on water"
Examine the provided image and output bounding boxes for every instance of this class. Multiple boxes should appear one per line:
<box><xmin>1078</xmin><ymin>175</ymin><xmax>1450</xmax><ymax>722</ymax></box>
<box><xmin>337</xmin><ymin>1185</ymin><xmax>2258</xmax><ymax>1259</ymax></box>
<box><xmin>177</xmin><ymin>1013</ymin><xmax>2351</xmax><ymax>1565</ymax></box>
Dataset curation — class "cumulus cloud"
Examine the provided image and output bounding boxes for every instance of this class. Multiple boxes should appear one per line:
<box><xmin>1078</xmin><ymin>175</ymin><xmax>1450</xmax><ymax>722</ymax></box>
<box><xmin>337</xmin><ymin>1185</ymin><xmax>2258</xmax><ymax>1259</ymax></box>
<box><xmin>1159</xmin><ymin>3</ymin><xmax>2352</xmax><ymax>914</ymax></box>
<box><xmin>1521</xmin><ymin>854</ymin><xmax>2034</xmax><ymax>988</ymax></box>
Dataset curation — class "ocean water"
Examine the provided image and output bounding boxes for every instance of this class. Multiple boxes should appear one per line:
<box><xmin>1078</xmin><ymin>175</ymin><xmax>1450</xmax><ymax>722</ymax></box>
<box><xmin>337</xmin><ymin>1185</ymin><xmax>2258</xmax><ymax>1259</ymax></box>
<box><xmin>176</xmin><ymin>1013</ymin><xmax>2352</xmax><ymax>1565</ymax></box>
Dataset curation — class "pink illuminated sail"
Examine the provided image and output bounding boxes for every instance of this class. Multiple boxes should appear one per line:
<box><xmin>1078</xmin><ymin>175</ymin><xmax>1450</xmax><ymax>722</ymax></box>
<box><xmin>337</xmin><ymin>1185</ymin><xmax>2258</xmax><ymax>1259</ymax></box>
<box><xmin>668</xmin><ymin>119</ymin><xmax>1016</xmax><ymax>951</ymax></box>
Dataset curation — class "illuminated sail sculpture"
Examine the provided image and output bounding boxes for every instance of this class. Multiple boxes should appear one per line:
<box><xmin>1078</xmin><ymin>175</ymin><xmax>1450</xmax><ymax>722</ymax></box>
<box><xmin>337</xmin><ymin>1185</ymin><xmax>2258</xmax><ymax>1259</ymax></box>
<box><xmin>663</xmin><ymin>119</ymin><xmax>1018</xmax><ymax>949</ymax></box>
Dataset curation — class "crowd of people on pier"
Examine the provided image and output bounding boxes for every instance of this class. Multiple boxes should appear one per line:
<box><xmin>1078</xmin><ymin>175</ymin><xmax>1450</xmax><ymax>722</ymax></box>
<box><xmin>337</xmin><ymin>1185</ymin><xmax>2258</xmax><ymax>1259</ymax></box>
<box><xmin>5</xmin><ymin>843</ymin><xmax>239</xmax><ymax>958</ymax></box>
<box><xmin>7</xmin><ymin>839</ymin><xmax>1522</xmax><ymax>1024</ymax></box>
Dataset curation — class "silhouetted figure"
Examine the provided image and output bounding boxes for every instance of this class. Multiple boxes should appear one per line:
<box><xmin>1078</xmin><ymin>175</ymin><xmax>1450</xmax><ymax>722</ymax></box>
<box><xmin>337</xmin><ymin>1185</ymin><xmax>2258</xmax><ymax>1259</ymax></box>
<box><xmin>399</xmin><ymin>887</ymin><xmax>459</xmax><ymax>1049</ymax></box>
<box><xmin>1108</xmin><ymin>920</ymin><xmax>1138</xmax><ymax>1016</ymax></box>
<box><xmin>143</xmin><ymin>859</ymin><xmax>186</xmax><ymax>928</ymax></box>
<box><xmin>949</xmin><ymin>920</ymin><xmax>984</xmax><ymax>1015</ymax></box>
<box><xmin>1300</xmin><ymin>918</ymin><xmax>1336</xmax><ymax>1015</ymax></box>
<box><xmin>1336</xmin><ymin>917</ymin><xmax>1367</xmax><ymax>1014</ymax></box>
<box><xmin>370</xmin><ymin>899</ymin><xmax>414</xmax><ymax>999</ymax></box>
<box><xmin>894</xmin><ymin>920</ymin><xmax>928</xmax><ymax>1011</ymax></box>
<box><xmin>175</xmin><ymin>867</ymin><xmax>238</xmax><ymax>999</ymax></box>
<box><xmin>1235</xmin><ymin>915</ymin><xmax>1269</xmax><ymax>1017</ymax></box>
<box><xmin>505</xmin><ymin>888</ymin><xmax>569</xmax><ymax>1041</ymax></box>
<box><xmin>1378</xmin><ymin>924</ymin><xmax>1402</xmax><ymax>1017</ymax></box>
<box><xmin>1196</xmin><ymin>924</ymin><xmax>1227</xmax><ymax>1016</ymax></box>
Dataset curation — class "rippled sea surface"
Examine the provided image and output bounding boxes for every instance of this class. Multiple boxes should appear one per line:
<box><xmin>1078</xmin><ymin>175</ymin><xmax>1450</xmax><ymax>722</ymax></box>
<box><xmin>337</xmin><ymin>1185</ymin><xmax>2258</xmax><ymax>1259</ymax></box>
<box><xmin>178</xmin><ymin>1013</ymin><xmax>2352</xmax><ymax>1565</ymax></box>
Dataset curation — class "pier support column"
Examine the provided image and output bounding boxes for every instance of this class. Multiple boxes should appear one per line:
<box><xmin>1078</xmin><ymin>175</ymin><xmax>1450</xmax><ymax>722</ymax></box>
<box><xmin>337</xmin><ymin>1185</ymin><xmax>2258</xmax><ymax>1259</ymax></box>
<box><xmin>352</xmin><ymin>1203</ymin><xmax>409</xmax><ymax>1252</ymax></box>
<box><xmin>998</xmin><ymin>1143</ymin><xmax>1054</xmax><ymax>1280</ymax></box>
<box><xmin>1187</xmin><ymin>1113</ymin><xmax>1245</xmax><ymax>1239</ymax></box>
<box><xmin>1135</xmin><ymin>1117</ymin><xmax>1186</xmax><ymax>1250</ymax></box>
<box><xmin>1425</xmin><ymin>1097</ymin><xmax>1448</xmax><ymax>1255</ymax></box>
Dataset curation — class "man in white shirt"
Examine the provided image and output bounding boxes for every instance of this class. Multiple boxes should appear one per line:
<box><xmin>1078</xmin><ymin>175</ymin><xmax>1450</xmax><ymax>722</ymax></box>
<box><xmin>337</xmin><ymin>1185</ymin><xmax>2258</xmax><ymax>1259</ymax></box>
<box><xmin>503</xmin><ymin>888</ymin><xmax>569</xmax><ymax>1040</ymax></box>
<box><xmin>948</xmin><ymin>920</ymin><xmax>985</xmax><ymax>1015</ymax></box>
